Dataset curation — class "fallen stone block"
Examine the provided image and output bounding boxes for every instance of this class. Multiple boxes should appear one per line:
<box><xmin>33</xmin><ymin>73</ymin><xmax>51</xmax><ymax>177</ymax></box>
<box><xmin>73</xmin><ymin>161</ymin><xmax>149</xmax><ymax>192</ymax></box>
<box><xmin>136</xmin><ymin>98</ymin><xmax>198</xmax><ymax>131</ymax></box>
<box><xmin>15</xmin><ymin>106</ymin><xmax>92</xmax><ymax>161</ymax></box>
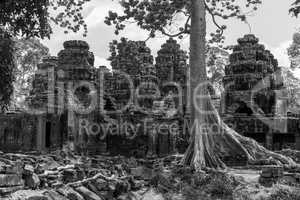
<box><xmin>75</xmin><ymin>186</ymin><xmax>104</xmax><ymax>200</ymax></box>
<box><xmin>131</xmin><ymin>166</ymin><xmax>154</xmax><ymax>180</ymax></box>
<box><xmin>24</xmin><ymin>173</ymin><xmax>40</xmax><ymax>189</ymax></box>
<box><xmin>24</xmin><ymin>164</ymin><xmax>34</xmax><ymax>175</ymax></box>
<box><xmin>0</xmin><ymin>185</ymin><xmax>24</xmax><ymax>195</ymax></box>
<box><xmin>0</xmin><ymin>174</ymin><xmax>24</xmax><ymax>187</ymax></box>
<box><xmin>141</xmin><ymin>188</ymin><xmax>164</xmax><ymax>200</ymax></box>
<box><xmin>62</xmin><ymin>169</ymin><xmax>77</xmax><ymax>183</ymax></box>
<box><xmin>43</xmin><ymin>190</ymin><xmax>69</xmax><ymax>200</ymax></box>
<box><xmin>92</xmin><ymin>178</ymin><xmax>109</xmax><ymax>191</ymax></box>
<box><xmin>57</xmin><ymin>186</ymin><xmax>85</xmax><ymax>200</ymax></box>
<box><xmin>10</xmin><ymin>190</ymin><xmax>48</xmax><ymax>200</ymax></box>
<box><xmin>84</xmin><ymin>181</ymin><xmax>104</xmax><ymax>197</ymax></box>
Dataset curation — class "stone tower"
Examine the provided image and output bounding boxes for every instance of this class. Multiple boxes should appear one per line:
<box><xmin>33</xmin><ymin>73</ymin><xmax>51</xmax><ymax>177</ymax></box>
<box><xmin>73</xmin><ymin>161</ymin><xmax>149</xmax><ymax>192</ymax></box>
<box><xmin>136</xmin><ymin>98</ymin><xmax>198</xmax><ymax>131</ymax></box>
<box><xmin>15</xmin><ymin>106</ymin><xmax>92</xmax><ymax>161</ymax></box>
<box><xmin>57</xmin><ymin>40</ymin><xmax>101</xmax><ymax>152</ymax></box>
<box><xmin>155</xmin><ymin>38</ymin><xmax>187</xmax><ymax>85</ymax></box>
<box><xmin>155</xmin><ymin>38</ymin><xmax>188</xmax><ymax>114</ymax></box>
<box><xmin>109</xmin><ymin>40</ymin><xmax>154</xmax><ymax>110</ymax></box>
<box><xmin>221</xmin><ymin>34</ymin><xmax>296</xmax><ymax>150</ymax></box>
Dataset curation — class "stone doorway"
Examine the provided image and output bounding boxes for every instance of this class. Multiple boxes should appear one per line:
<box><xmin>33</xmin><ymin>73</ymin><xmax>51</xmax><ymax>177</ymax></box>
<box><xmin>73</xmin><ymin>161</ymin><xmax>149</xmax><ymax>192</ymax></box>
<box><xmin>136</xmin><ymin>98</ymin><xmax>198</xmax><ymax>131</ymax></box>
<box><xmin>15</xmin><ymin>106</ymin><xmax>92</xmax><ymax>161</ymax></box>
<box><xmin>273</xmin><ymin>134</ymin><xmax>295</xmax><ymax>150</ymax></box>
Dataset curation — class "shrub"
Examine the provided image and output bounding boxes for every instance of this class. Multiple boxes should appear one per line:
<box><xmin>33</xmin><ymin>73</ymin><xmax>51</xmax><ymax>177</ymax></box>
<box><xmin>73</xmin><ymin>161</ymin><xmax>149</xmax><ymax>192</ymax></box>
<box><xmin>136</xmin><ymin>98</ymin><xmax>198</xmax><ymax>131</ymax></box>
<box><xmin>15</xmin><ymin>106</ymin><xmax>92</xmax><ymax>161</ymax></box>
<box><xmin>268</xmin><ymin>186</ymin><xmax>300</xmax><ymax>200</ymax></box>
<box><xmin>206</xmin><ymin>171</ymin><xmax>238</xmax><ymax>197</ymax></box>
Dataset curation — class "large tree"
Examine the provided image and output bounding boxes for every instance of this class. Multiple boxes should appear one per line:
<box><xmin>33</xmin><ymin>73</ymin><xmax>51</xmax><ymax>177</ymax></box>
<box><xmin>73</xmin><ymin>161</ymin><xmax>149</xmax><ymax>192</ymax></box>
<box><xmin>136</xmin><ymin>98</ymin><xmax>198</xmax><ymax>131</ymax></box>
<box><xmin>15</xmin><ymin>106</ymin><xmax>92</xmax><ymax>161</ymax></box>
<box><xmin>106</xmin><ymin>0</ymin><xmax>296</xmax><ymax>169</ymax></box>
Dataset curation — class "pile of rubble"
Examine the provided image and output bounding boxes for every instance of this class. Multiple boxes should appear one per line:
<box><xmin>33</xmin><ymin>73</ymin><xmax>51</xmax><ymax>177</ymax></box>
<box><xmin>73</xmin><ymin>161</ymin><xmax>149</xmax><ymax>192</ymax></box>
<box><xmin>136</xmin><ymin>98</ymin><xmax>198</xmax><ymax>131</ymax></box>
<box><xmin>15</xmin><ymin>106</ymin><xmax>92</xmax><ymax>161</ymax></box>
<box><xmin>277</xmin><ymin>149</ymin><xmax>300</xmax><ymax>163</ymax></box>
<box><xmin>1</xmin><ymin>149</ymin><xmax>300</xmax><ymax>200</ymax></box>
<box><xmin>259</xmin><ymin>166</ymin><xmax>284</xmax><ymax>187</ymax></box>
<box><xmin>0</xmin><ymin>150</ymin><xmax>182</xmax><ymax>200</ymax></box>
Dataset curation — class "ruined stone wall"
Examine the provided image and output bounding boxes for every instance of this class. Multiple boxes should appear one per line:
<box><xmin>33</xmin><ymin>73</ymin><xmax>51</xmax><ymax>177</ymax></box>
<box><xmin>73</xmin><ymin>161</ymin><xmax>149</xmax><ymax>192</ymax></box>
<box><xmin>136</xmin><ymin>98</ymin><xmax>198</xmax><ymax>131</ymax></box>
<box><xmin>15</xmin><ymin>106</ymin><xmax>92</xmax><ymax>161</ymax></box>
<box><xmin>222</xmin><ymin>34</ymin><xmax>300</xmax><ymax>150</ymax></box>
<box><xmin>0</xmin><ymin>114</ymin><xmax>37</xmax><ymax>152</ymax></box>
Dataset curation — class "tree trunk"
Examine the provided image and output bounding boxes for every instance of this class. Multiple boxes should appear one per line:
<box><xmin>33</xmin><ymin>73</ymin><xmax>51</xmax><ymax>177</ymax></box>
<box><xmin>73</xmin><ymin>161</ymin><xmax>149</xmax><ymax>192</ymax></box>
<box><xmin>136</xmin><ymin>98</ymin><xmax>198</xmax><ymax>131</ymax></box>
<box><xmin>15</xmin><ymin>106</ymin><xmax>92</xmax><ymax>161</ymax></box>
<box><xmin>181</xmin><ymin>0</ymin><xmax>296</xmax><ymax>170</ymax></box>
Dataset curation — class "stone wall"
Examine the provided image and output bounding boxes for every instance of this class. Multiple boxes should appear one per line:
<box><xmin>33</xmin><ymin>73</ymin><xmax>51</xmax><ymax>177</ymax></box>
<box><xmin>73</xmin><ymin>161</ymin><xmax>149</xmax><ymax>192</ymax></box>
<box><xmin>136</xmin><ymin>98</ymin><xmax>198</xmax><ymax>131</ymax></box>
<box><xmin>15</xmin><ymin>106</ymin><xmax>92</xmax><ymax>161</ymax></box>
<box><xmin>0</xmin><ymin>113</ymin><xmax>37</xmax><ymax>152</ymax></box>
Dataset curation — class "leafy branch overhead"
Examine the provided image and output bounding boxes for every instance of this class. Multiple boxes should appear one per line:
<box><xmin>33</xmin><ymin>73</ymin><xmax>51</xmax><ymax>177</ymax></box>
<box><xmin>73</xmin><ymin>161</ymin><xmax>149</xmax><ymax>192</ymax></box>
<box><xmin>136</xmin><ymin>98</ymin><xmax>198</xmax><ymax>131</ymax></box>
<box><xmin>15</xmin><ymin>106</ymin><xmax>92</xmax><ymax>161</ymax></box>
<box><xmin>0</xmin><ymin>29</ymin><xmax>15</xmax><ymax>112</ymax></box>
<box><xmin>105</xmin><ymin>0</ymin><xmax>262</xmax><ymax>43</ymax></box>
<box><xmin>290</xmin><ymin>0</ymin><xmax>300</xmax><ymax>17</ymax></box>
<box><xmin>0</xmin><ymin>0</ymin><xmax>91</xmax><ymax>38</ymax></box>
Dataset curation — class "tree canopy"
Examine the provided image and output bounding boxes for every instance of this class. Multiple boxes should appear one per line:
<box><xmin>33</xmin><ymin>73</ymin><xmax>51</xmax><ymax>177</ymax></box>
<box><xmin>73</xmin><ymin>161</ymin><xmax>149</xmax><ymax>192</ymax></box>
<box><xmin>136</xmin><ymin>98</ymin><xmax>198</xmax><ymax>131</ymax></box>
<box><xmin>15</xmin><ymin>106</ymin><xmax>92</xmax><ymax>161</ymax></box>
<box><xmin>0</xmin><ymin>0</ymin><xmax>90</xmax><ymax>38</ymax></box>
<box><xmin>0</xmin><ymin>0</ymin><xmax>91</xmax><ymax>110</ymax></box>
<box><xmin>105</xmin><ymin>0</ymin><xmax>261</xmax><ymax>44</ymax></box>
<box><xmin>289</xmin><ymin>0</ymin><xmax>300</xmax><ymax>17</ymax></box>
<box><xmin>13</xmin><ymin>39</ymin><xmax>49</xmax><ymax>106</ymax></box>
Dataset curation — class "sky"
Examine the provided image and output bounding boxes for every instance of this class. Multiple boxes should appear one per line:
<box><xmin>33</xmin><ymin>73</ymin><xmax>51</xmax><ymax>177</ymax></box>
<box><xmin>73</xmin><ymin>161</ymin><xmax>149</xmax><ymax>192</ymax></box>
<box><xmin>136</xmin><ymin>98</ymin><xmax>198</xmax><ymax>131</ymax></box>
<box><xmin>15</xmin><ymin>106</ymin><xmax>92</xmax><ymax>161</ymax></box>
<box><xmin>42</xmin><ymin>0</ymin><xmax>300</xmax><ymax>70</ymax></box>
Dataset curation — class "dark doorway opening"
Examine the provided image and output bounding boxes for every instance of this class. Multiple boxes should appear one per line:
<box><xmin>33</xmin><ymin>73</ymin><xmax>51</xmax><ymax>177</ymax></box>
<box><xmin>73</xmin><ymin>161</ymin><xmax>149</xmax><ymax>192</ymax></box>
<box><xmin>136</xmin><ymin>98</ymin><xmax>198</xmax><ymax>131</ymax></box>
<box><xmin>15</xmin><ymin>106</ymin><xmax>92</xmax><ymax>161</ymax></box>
<box><xmin>45</xmin><ymin>122</ymin><xmax>51</xmax><ymax>148</ymax></box>
<box><xmin>244</xmin><ymin>133</ymin><xmax>266</xmax><ymax>144</ymax></box>
<box><xmin>235</xmin><ymin>102</ymin><xmax>253</xmax><ymax>116</ymax></box>
<box><xmin>273</xmin><ymin>134</ymin><xmax>295</xmax><ymax>150</ymax></box>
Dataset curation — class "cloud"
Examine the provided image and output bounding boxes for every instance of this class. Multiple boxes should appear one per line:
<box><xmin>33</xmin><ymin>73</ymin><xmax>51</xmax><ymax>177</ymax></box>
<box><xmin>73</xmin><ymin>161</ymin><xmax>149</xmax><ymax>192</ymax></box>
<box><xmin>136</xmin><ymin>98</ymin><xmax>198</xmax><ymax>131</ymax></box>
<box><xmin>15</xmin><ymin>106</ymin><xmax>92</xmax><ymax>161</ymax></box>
<box><xmin>269</xmin><ymin>40</ymin><xmax>291</xmax><ymax>68</ymax></box>
<box><xmin>85</xmin><ymin>0</ymin><xmax>123</xmax><ymax>28</ymax></box>
<box><xmin>292</xmin><ymin>68</ymin><xmax>300</xmax><ymax>79</ymax></box>
<box><xmin>94</xmin><ymin>56</ymin><xmax>111</xmax><ymax>69</ymax></box>
<box><xmin>266</xmin><ymin>40</ymin><xmax>300</xmax><ymax>79</ymax></box>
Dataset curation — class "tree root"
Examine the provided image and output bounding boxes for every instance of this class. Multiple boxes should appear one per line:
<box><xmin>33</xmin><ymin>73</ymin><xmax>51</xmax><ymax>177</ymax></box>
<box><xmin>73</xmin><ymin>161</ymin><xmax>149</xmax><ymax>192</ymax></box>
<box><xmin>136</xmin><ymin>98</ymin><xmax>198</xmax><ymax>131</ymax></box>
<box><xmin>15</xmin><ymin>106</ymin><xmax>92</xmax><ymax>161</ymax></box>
<box><xmin>181</xmin><ymin>98</ymin><xmax>296</xmax><ymax>170</ymax></box>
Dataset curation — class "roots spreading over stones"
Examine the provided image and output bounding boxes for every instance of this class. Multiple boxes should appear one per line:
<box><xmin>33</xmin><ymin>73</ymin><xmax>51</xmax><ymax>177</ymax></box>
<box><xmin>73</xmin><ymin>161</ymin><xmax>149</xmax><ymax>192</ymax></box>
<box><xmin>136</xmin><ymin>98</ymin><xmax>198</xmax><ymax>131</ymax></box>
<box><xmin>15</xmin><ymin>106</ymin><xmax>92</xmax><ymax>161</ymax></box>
<box><xmin>181</xmin><ymin>97</ymin><xmax>296</xmax><ymax>170</ymax></box>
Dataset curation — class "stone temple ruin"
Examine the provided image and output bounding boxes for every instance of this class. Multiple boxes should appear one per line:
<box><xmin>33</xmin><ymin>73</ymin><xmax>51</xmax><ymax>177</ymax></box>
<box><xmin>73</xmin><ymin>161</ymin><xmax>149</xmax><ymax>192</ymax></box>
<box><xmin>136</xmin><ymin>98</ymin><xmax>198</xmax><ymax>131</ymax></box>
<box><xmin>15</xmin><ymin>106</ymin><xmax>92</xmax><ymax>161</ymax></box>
<box><xmin>0</xmin><ymin>34</ymin><xmax>300</xmax><ymax>156</ymax></box>
<box><xmin>0</xmin><ymin>38</ymin><xmax>189</xmax><ymax>157</ymax></box>
<box><xmin>221</xmin><ymin>34</ymin><xmax>300</xmax><ymax>150</ymax></box>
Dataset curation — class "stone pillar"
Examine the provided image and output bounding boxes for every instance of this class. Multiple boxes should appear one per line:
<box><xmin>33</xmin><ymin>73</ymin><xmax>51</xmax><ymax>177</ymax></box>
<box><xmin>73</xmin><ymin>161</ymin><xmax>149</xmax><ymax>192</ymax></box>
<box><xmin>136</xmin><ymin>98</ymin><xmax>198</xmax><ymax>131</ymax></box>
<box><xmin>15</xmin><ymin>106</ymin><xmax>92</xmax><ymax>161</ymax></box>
<box><xmin>169</xmin><ymin>129</ymin><xmax>177</xmax><ymax>154</ymax></box>
<box><xmin>57</xmin><ymin>70</ymin><xmax>65</xmax><ymax>115</ymax></box>
<box><xmin>266</xmin><ymin>131</ymin><xmax>273</xmax><ymax>150</ymax></box>
<box><xmin>47</xmin><ymin>65</ymin><xmax>55</xmax><ymax>114</ymax></box>
<box><xmin>36</xmin><ymin>115</ymin><xmax>45</xmax><ymax>152</ymax></box>
<box><xmin>186</xmin><ymin>64</ymin><xmax>191</xmax><ymax>118</ymax></box>
<box><xmin>295</xmin><ymin>133</ymin><xmax>300</xmax><ymax>150</ymax></box>
<box><xmin>67</xmin><ymin>82</ymin><xmax>76</xmax><ymax>151</ymax></box>
<box><xmin>98</xmin><ymin>68</ymin><xmax>104</xmax><ymax>113</ymax></box>
<box><xmin>146</xmin><ymin>118</ymin><xmax>158</xmax><ymax>158</ymax></box>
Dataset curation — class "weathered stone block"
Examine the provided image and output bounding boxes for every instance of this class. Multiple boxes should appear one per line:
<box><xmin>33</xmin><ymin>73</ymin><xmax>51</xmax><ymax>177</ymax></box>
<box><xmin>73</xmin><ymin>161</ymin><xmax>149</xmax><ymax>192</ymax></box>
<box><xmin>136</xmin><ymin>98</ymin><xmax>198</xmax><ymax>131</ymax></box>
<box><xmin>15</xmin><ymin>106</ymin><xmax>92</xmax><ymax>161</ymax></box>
<box><xmin>43</xmin><ymin>190</ymin><xmax>69</xmax><ymax>200</ymax></box>
<box><xmin>57</xmin><ymin>186</ymin><xmax>85</xmax><ymax>200</ymax></box>
<box><xmin>131</xmin><ymin>166</ymin><xmax>153</xmax><ymax>180</ymax></box>
<box><xmin>23</xmin><ymin>164</ymin><xmax>34</xmax><ymax>175</ymax></box>
<box><xmin>0</xmin><ymin>185</ymin><xmax>24</xmax><ymax>195</ymax></box>
<box><xmin>24</xmin><ymin>173</ymin><xmax>40</xmax><ymax>189</ymax></box>
<box><xmin>75</xmin><ymin>186</ymin><xmax>103</xmax><ymax>200</ymax></box>
<box><xmin>0</xmin><ymin>174</ymin><xmax>24</xmax><ymax>187</ymax></box>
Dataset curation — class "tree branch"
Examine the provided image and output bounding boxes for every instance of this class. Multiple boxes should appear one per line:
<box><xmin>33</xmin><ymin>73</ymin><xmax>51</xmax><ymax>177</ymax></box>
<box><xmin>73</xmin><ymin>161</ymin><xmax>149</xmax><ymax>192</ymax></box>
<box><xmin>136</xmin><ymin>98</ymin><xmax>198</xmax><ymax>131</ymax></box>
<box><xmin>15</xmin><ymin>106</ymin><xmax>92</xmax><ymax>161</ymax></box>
<box><xmin>160</xmin><ymin>15</ymin><xmax>191</xmax><ymax>37</ymax></box>
<box><xmin>204</xmin><ymin>1</ymin><xmax>224</xmax><ymax>36</ymax></box>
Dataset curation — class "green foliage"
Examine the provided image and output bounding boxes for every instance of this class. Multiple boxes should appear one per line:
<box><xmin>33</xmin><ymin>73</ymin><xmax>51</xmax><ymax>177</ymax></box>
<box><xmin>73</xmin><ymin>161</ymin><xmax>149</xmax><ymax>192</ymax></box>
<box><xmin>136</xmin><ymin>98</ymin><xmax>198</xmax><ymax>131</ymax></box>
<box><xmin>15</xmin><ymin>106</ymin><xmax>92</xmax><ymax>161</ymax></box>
<box><xmin>0</xmin><ymin>29</ymin><xmax>15</xmax><ymax>112</ymax></box>
<box><xmin>14</xmin><ymin>39</ymin><xmax>49</xmax><ymax>105</ymax></box>
<box><xmin>0</xmin><ymin>0</ymin><xmax>88</xmax><ymax>111</ymax></box>
<box><xmin>169</xmin><ymin>169</ymin><xmax>238</xmax><ymax>200</ymax></box>
<box><xmin>290</xmin><ymin>0</ymin><xmax>300</xmax><ymax>17</ymax></box>
<box><xmin>288</xmin><ymin>32</ymin><xmax>300</xmax><ymax>69</ymax></box>
<box><xmin>105</xmin><ymin>0</ymin><xmax>261</xmax><ymax>44</ymax></box>
<box><xmin>281</xmin><ymin>68</ymin><xmax>300</xmax><ymax>109</ymax></box>
<box><xmin>206</xmin><ymin>171</ymin><xmax>238</xmax><ymax>197</ymax></box>
<box><xmin>267</xmin><ymin>186</ymin><xmax>300</xmax><ymax>200</ymax></box>
<box><xmin>0</xmin><ymin>0</ymin><xmax>90</xmax><ymax>38</ymax></box>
